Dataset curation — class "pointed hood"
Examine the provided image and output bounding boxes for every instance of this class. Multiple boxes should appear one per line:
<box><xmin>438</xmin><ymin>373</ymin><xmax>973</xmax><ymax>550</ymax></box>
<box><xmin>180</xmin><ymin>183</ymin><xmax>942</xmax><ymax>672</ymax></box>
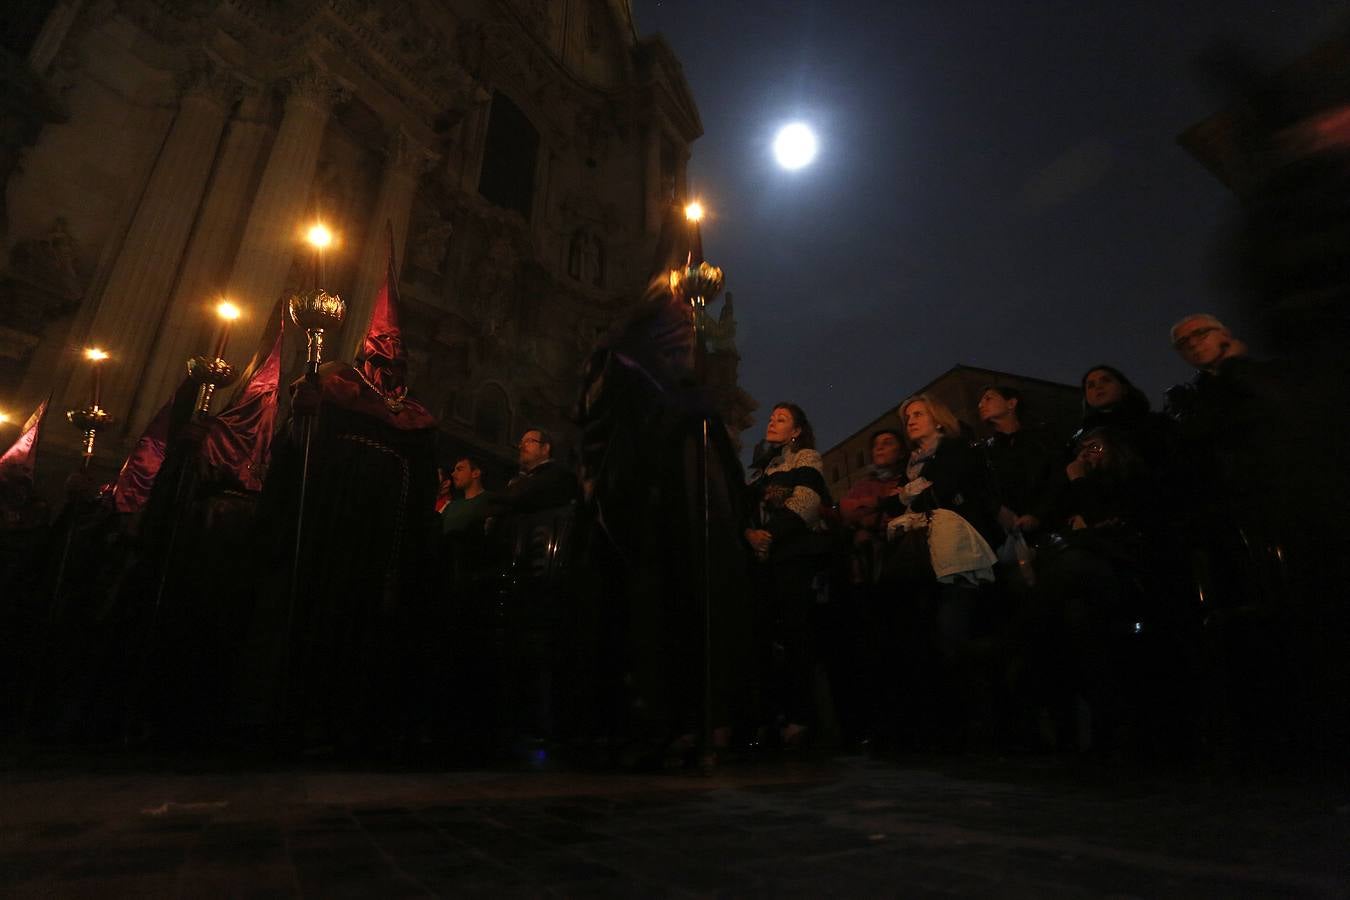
<box><xmin>199</xmin><ymin>318</ymin><xmax>284</xmax><ymax>492</ymax></box>
<box><xmin>0</xmin><ymin>397</ymin><xmax>49</xmax><ymax>489</ymax></box>
<box><xmin>109</xmin><ymin>381</ymin><xmax>196</xmax><ymax>514</ymax></box>
<box><xmin>358</xmin><ymin>223</ymin><xmax>408</xmax><ymax>403</ymax></box>
<box><xmin>595</xmin><ymin>201</ymin><xmax>698</xmax><ymax>386</ymax></box>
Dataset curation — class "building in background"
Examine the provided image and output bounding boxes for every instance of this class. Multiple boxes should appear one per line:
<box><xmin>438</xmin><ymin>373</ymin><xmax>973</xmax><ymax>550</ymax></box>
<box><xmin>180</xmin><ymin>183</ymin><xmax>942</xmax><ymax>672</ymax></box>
<box><xmin>819</xmin><ymin>364</ymin><xmax>1079</xmax><ymax>501</ymax></box>
<box><xmin>1179</xmin><ymin>28</ymin><xmax>1350</xmax><ymax>360</ymax></box>
<box><xmin>0</xmin><ymin>0</ymin><xmax>752</xmax><ymax>488</ymax></box>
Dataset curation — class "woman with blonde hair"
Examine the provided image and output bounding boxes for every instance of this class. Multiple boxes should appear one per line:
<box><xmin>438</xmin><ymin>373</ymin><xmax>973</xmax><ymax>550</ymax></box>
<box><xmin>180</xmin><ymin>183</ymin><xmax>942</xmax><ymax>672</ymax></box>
<box><xmin>882</xmin><ymin>393</ymin><xmax>1000</xmax><ymax>751</ymax></box>
<box><xmin>893</xmin><ymin>394</ymin><xmax>998</xmax><ymax>547</ymax></box>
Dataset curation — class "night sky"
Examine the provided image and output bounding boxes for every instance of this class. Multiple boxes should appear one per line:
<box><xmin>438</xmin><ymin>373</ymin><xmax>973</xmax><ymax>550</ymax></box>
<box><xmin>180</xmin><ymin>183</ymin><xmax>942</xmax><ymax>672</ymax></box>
<box><xmin>639</xmin><ymin>1</ymin><xmax>1347</xmax><ymax>451</ymax></box>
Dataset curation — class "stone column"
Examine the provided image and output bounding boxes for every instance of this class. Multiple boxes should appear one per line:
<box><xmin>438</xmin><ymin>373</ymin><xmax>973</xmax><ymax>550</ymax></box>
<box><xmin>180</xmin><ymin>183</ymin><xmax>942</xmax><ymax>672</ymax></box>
<box><xmin>127</xmin><ymin>89</ymin><xmax>275</xmax><ymax>436</ymax></box>
<box><xmin>644</xmin><ymin>122</ymin><xmax>663</xmax><ymax>233</ymax></box>
<box><xmin>69</xmin><ymin>68</ymin><xmax>236</xmax><ymax>424</ymax></box>
<box><xmin>220</xmin><ymin>66</ymin><xmax>344</xmax><ymax>368</ymax></box>
<box><xmin>339</xmin><ymin>127</ymin><xmax>435</xmax><ymax>361</ymax></box>
<box><xmin>28</xmin><ymin>0</ymin><xmax>85</xmax><ymax>74</ymax></box>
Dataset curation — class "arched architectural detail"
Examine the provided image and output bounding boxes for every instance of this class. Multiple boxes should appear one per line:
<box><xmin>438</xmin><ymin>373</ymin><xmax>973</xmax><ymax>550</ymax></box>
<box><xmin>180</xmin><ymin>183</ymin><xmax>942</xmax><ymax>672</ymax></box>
<box><xmin>566</xmin><ymin>227</ymin><xmax>604</xmax><ymax>287</ymax></box>
<box><xmin>472</xmin><ymin>380</ymin><xmax>513</xmax><ymax>446</ymax></box>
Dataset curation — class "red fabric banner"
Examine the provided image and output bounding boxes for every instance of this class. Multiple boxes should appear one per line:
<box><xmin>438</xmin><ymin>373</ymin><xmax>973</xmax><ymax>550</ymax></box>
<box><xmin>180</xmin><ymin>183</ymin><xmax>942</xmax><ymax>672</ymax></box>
<box><xmin>199</xmin><ymin>320</ymin><xmax>285</xmax><ymax>491</ymax></box>
<box><xmin>0</xmin><ymin>397</ymin><xmax>49</xmax><ymax>486</ymax></box>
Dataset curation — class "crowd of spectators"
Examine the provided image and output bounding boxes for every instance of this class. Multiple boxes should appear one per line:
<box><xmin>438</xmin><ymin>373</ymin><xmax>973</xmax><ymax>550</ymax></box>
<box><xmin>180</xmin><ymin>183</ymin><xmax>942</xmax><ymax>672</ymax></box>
<box><xmin>3</xmin><ymin>310</ymin><xmax>1344</xmax><ymax>771</ymax></box>
<box><xmin>751</xmin><ymin>312</ymin><xmax>1348</xmax><ymax>763</ymax></box>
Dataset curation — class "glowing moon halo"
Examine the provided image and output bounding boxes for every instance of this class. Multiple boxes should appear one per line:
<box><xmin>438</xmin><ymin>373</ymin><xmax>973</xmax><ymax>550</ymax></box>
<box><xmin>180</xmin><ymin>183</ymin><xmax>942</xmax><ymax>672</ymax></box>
<box><xmin>773</xmin><ymin>122</ymin><xmax>818</xmax><ymax>170</ymax></box>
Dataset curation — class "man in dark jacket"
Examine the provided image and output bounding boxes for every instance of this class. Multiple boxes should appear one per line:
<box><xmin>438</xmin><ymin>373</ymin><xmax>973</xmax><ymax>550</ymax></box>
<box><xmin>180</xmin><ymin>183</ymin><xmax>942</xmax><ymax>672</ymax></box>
<box><xmin>1167</xmin><ymin>313</ymin><xmax>1349</xmax><ymax>756</ymax></box>
<box><xmin>493</xmin><ymin>429</ymin><xmax>578</xmax><ymax>516</ymax></box>
<box><xmin>977</xmin><ymin>386</ymin><xmax>1062</xmax><ymax>540</ymax></box>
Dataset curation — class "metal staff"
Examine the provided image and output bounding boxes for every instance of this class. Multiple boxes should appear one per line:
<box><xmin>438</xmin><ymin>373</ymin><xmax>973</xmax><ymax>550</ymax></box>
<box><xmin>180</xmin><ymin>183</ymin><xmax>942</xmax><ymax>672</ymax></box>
<box><xmin>669</xmin><ymin>205</ymin><xmax>724</xmax><ymax>771</ymax></box>
<box><xmin>25</xmin><ymin>352</ymin><xmax>117</xmax><ymax>735</ymax></box>
<box><xmin>281</xmin><ymin>284</ymin><xmax>345</xmax><ymax>735</ymax></box>
<box><xmin>52</xmin><ymin>348</ymin><xmax>116</xmax><ymax>613</ymax></box>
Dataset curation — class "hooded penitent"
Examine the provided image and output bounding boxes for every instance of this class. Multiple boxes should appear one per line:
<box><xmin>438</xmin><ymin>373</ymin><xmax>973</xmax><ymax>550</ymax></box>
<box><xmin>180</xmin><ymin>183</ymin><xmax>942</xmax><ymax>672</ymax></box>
<box><xmin>198</xmin><ymin>318</ymin><xmax>285</xmax><ymax>492</ymax></box>
<box><xmin>358</xmin><ymin>224</ymin><xmax>409</xmax><ymax>405</ymax></box>
<box><xmin>313</xmin><ymin>226</ymin><xmax>435</xmax><ymax>430</ymax></box>
<box><xmin>594</xmin><ymin>202</ymin><xmax>701</xmax><ymax>388</ymax></box>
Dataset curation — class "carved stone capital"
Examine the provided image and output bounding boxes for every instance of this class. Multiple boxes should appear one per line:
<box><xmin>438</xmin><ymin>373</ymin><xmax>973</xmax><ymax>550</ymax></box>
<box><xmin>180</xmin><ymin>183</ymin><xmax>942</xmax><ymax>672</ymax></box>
<box><xmin>178</xmin><ymin>59</ymin><xmax>243</xmax><ymax>111</ymax></box>
<box><xmin>387</xmin><ymin>128</ymin><xmax>440</xmax><ymax>178</ymax></box>
<box><xmin>284</xmin><ymin>63</ymin><xmax>348</xmax><ymax>116</ymax></box>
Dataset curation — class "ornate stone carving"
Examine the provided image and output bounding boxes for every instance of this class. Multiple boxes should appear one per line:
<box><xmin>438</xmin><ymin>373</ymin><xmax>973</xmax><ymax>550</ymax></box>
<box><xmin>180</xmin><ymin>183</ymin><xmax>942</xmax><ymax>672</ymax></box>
<box><xmin>409</xmin><ymin>215</ymin><xmax>453</xmax><ymax>274</ymax></box>
<box><xmin>285</xmin><ymin>63</ymin><xmax>348</xmax><ymax>116</ymax></box>
<box><xmin>5</xmin><ymin>218</ymin><xmax>84</xmax><ymax>302</ymax></box>
<box><xmin>387</xmin><ymin>128</ymin><xmax>440</xmax><ymax>178</ymax></box>
<box><xmin>178</xmin><ymin>59</ymin><xmax>244</xmax><ymax>110</ymax></box>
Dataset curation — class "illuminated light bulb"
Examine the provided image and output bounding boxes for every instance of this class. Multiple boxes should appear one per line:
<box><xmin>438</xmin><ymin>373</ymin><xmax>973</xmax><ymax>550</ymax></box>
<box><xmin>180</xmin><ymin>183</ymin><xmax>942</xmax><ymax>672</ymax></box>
<box><xmin>306</xmin><ymin>223</ymin><xmax>333</xmax><ymax>249</ymax></box>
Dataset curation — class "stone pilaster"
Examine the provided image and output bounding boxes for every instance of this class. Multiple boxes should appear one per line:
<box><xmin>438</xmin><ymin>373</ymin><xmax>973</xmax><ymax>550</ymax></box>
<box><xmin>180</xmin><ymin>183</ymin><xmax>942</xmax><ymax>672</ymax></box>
<box><xmin>127</xmin><ymin>88</ymin><xmax>275</xmax><ymax>435</ymax></box>
<box><xmin>27</xmin><ymin>0</ymin><xmax>85</xmax><ymax>75</ymax></box>
<box><xmin>220</xmin><ymin>65</ymin><xmax>345</xmax><ymax>368</ymax></box>
<box><xmin>339</xmin><ymin>127</ymin><xmax>436</xmax><ymax>361</ymax></box>
<box><xmin>69</xmin><ymin>66</ymin><xmax>237</xmax><ymax>425</ymax></box>
<box><xmin>644</xmin><ymin>122</ymin><xmax>662</xmax><ymax>233</ymax></box>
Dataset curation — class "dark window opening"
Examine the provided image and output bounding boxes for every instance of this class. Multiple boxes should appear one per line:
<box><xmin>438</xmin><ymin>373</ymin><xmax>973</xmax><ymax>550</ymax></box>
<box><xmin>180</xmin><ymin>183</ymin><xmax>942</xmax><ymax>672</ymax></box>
<box><xmin>474</xmin><ymin>383</ymin><xmax>511</xmax><ymax>446</ymax></box>
<box><xmin>478</xmin><ymin>92</ymin><xmax>538</xmax><ymax>218</ymax></box>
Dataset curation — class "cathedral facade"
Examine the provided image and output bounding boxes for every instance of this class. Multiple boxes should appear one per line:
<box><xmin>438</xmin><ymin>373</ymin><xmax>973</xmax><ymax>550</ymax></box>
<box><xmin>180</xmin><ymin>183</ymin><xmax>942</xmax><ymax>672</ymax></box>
<box><xmin>0</xmin><ymin>0</ymin><xmax>752</xmax><ymax>478</ymax></box>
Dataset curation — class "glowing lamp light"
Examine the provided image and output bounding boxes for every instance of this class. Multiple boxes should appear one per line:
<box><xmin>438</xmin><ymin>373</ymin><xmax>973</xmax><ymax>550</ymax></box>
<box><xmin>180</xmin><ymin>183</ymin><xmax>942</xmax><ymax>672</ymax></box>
<box><xmin>211</xmin><ymin>300</ymin><xmax>241</xmax><ymax>359</ymax></box>
<box><xmin>306</xmin><ymin>223</ymin><xmax>333</xmax><ymax>249</ymax></box>
<box><xmin>684</xmin><ymin>201</ymin><xmax>705</xmax><ymax>223</ymax></box>
<box><xmin>84</xmin><ymin>348</ymin><xmax>109</xmax><ymax>362</ymax></box>
<box><xmin>773</xmin><ymin>122</ymin><xmax>818</xmax><ymax>170</ymax></box>
<box><xmin>0</xmin><ymin>412</ymin><xmax>10</xmax><ymax>426</ymax></box>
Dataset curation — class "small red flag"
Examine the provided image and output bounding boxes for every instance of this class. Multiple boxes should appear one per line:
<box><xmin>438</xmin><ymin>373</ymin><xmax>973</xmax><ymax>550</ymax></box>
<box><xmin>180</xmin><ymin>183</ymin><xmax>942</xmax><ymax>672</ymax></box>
<box><xmin>110</xmin><ymin>385</ymin><xmax>191</xmax><ymax>513</ymax></box>
<box><xmin>0</xmin><ymin>397</ymin><xmax>49</xmax><ymax>487</ymax></box>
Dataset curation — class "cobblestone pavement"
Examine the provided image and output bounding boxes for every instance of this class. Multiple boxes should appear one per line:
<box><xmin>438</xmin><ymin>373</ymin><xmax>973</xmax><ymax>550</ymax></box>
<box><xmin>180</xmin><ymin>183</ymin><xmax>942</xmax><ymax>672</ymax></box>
<box><xmin>2</xmin><ymin>752</ymin><xmax>1347</xmax><ymax>898</ymax></box>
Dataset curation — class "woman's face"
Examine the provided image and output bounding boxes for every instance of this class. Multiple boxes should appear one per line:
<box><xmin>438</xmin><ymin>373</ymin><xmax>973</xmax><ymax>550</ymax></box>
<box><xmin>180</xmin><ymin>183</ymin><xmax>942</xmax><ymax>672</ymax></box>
<box><xmin>1083</xmin><ymin>369</ymin><xmax>1126</xmax><ymax>409</ymax></box>
<box><xmin>903</xmin><ymin>402</ymin><xmax>940</xmax><ymax>444</ymax></box>
<box><xmin>978</xmin><ymin>389</ymin><xmax>1015</xmax><ymax>423</ymax></box>
<box><xmin>765</xmin><ymin>406</ymin><xmax>802</xmax><ymax>445</ymax></box>
<box><xmin>871</xmin><ymin>432</ymin><xmax>903</xmax><ymax>468</ymax></box>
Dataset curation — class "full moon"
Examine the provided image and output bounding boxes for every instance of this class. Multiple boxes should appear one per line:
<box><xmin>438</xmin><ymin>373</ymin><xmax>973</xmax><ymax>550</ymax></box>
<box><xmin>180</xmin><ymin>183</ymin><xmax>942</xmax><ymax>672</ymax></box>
<box><xmin>773</xmin><ymin>122</ymin><xmax>818</xmax><ymax>170</ymax></box>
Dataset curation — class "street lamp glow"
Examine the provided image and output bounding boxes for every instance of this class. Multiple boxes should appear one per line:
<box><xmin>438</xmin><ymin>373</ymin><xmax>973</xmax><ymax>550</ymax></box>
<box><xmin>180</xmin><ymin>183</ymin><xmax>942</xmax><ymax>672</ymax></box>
<box><xmin>684</xmin><ymin>201</ymin><xmax>705</xmax><ymax>223</ymax></box>
<box><xmin>84</xmin><ymin>347</ymin><xmax>109</xmax><ymax>362</ymax></box>
<box><xmin>305</xmin><ymin>223</ymin><xmax>333</xmax><ymax>249</ymax></box>
<box><xmin>773</xmin><ymin>122</ymin><xmax>818</xmax><ymax>170</ymax></box>
<box><xmin>216</xmin><ymin>300</ymin><xmax>241</xmax><ymax>321</ymax></box>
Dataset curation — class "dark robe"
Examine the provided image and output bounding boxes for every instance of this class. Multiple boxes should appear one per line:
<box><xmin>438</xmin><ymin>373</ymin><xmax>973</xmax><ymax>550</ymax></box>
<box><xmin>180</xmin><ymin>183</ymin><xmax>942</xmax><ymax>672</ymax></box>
<box><xmin>573</xmin><ymin>348</ymin><xmax>754</xmax><ymax>751</ymax></box>
<box><xmin>253</xmin><ymin>362</ymin><xmax>438</xmax><ymax>749</ymax></box>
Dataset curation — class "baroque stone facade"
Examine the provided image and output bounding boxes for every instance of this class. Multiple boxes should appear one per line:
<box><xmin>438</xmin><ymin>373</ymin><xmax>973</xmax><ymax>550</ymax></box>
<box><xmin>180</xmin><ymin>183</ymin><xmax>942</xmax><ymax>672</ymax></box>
<box><xmin>0</xmin><ymin>0</ymin><xmax>753</xmax><ymax>478</ymax></box>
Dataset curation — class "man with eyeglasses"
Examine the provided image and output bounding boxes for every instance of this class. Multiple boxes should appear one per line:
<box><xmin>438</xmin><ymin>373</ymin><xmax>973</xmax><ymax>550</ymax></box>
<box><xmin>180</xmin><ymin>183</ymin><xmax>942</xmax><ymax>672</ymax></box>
<box><xmin>1168</xmin><ymin>313</ymin><xmax>1248</xmax><ymax>374</ymax></box>
<box><xmin>493</xmin><ymin>428</ymin><xmax>579</xmax><ymax>515</ymax></box>
<box><xmin>1164</xmin><ymin>310</ymin><xmax>1350</xmax><ymax>754</ymax></box>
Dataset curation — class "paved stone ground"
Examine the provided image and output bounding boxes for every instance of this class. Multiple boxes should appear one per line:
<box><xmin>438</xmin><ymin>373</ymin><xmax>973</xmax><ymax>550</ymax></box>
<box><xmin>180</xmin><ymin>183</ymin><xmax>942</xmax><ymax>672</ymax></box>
<box><xmin>2</xmin><ymin>752</ymin><xmax>1348</xmax><ymax>898</ymax></box>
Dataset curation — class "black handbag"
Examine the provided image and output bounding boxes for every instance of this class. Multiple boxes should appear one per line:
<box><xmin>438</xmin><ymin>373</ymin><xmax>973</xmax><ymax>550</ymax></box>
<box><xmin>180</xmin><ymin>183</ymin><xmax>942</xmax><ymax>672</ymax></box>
<box><xmin>880</xmin><ymin>514</ymin><xmax>934</xmax><ymax>583</ymax></box>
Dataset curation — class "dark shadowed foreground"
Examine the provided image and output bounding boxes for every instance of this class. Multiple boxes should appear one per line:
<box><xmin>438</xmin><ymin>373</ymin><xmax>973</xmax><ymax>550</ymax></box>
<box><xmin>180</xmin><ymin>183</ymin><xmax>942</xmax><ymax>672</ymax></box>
<box><xmin>3</xmin><ymin>754</ymin><xmax>1347</xmax><ymax>898</ymax></box>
